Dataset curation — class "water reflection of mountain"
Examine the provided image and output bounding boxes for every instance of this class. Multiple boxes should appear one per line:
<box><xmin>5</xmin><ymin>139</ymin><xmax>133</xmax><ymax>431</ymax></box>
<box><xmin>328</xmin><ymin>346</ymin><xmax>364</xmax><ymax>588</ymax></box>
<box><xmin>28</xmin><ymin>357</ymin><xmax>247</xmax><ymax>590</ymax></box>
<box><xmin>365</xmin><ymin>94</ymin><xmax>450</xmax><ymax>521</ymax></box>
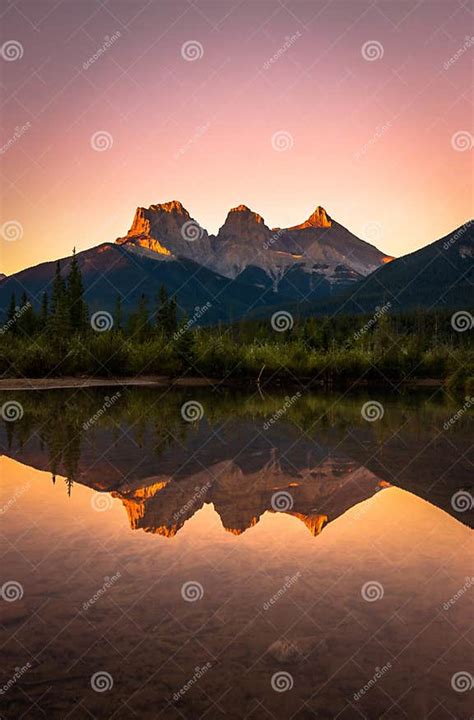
<box><xmin>0</xmin><ymin>387</ymin><xmax>472</xmax><ymax>533</ymax></box>
<box><xmin>112</xmin><ymin>456</ymin><xmax>390</xmax><ymax>537</ymax></box>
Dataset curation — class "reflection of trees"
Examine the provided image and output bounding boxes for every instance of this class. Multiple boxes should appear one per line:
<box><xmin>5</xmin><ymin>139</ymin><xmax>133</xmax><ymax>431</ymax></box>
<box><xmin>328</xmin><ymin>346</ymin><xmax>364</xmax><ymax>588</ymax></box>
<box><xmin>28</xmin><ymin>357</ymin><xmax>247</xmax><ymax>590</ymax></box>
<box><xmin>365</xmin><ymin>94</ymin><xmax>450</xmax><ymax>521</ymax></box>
<box><xmin>0</xmin><ymin>386</ymin><xmax>470</xmax><ymax>503</ymax></box>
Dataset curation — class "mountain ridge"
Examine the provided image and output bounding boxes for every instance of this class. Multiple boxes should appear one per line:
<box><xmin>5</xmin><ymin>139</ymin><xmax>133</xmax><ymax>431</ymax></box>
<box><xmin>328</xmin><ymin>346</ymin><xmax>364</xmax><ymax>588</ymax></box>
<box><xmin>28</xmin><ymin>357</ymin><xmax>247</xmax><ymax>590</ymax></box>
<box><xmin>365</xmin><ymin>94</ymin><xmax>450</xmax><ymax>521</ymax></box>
<box><xmin>116</xmin><ymin>200</ymin><xmax>393</xmax><ymax>286</ymax></box>
<box><xmin>0</xmin><ymin>206</ymin><xmax>471</xmax><ymax>324</ymax></box>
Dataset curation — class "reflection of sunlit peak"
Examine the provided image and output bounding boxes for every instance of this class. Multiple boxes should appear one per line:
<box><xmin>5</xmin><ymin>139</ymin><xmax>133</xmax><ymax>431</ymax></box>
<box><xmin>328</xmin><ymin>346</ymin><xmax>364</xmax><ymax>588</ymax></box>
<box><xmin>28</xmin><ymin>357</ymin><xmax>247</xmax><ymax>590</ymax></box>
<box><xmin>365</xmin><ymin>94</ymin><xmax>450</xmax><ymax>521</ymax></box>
<box><xmin>116</xmin><ymin>497</ymin><xmax>145</xmax><ymax>529</ymax></box>
<box><xmin>152</xmin><ymin>524</ymin><xmax>179</xmax><ymax>538</ymax></box>
<box><xmin>290</xmin><ymin>512</ymin><xmax>328</xmax><ymax>536</ymax></box>
<box><xmin>115</xmin><ymin>479</ymin><xmax>169</xmax><ymax>500</ymax></box>
<box><xmin>112</xmin><ymin>480</ymin><xmax>171</xmax><ymax>531</ymax></box>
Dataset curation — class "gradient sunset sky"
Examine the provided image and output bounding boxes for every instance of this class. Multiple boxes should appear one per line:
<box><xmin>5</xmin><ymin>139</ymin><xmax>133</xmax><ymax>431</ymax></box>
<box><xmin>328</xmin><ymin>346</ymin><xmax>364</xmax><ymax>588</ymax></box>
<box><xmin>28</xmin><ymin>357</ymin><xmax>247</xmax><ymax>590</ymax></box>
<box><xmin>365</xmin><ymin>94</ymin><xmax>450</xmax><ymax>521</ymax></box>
<box><xmin>0</xmin><ymin>0</ymin><xmax>472</xmax><ymax>275</ymax></box>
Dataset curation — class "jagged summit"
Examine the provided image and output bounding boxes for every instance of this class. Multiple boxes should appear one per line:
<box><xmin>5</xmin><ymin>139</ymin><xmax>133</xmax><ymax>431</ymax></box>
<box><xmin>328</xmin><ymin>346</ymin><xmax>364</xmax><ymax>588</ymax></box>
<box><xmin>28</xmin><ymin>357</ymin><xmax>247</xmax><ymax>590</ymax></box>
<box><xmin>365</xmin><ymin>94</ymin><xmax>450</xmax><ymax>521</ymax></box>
<box><xmin>115</xmin><ymin>199</ymin><xmax>390</xmax><ymax>286</ymax></box>
<box><xmin>218</xmin><ymin>205</ymin><xmax>267</xmax><ymax>236</ymax></box>
<box><xmin>149</xmin><ymin>200</ymin><xmax>188</xmax><ymax>214</ymax></box>
<box><xmin>290</xmin><ymin>205</ymin><xmax>332</xmax><ymax>230</ymax></box>
<box><xmin>230</xmin><ymin>204</ymin><xmax>252</xmax><ymax>213</ymax></box>
<box><xmin>227</xmin><ymin>204</ymin><xmax>264</xmax><ymax>220</ymax></box>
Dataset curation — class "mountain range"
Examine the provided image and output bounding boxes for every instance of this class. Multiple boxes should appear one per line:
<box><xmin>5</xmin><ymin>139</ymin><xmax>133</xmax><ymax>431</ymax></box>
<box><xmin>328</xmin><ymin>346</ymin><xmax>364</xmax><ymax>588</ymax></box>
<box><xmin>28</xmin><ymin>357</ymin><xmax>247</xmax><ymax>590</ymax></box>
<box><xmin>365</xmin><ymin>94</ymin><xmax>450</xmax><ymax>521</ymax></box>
<box><xmin>0</xmin><ymin>201</ymin><xmax>472</xmax><ymax>323</ymax></box>
<box><xmin>1</xmin><ymin>401</ymin><xmax>470</xmax><ymax>534</ymax></box>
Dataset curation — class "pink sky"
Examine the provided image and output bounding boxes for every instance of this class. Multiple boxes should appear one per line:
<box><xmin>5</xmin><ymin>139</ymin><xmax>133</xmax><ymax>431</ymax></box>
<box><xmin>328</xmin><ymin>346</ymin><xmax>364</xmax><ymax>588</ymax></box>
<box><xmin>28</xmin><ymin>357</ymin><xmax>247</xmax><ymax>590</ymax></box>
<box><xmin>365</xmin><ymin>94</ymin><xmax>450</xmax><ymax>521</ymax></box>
<box><xmin>0</xmin><ymin>0</ymin><xmax>472</xmax><ymax>275</ymax></box>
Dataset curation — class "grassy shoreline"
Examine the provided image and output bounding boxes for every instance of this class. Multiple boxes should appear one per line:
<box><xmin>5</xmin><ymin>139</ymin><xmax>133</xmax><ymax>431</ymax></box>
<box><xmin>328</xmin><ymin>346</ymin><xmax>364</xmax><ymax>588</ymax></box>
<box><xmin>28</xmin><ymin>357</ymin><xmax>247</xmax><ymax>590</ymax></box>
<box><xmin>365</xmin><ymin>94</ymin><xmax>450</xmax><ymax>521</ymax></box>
<box><xmin>1</xmin><ymin>310</ymin><xmax>472</xmax><ymax>394</ymax></box>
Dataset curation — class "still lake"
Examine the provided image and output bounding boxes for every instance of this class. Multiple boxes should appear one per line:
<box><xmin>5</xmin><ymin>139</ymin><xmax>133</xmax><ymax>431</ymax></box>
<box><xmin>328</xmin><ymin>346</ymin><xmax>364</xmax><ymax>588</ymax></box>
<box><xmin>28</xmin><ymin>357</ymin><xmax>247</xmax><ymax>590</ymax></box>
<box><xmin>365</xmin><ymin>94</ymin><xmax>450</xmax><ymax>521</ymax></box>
<box><xmin>0</xmin><ymin>386</ymin><xmax>472</xmax><ymax>719</ymax></box>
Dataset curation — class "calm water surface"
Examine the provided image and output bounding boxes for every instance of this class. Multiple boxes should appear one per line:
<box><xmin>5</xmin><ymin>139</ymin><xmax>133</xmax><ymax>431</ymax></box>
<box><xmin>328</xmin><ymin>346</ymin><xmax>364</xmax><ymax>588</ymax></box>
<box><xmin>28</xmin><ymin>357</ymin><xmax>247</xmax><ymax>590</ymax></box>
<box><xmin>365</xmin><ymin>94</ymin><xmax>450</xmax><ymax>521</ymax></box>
<box><xmin>0</xmin><ymin>387</ymin><xmax>472</xmax><ymax>719</ymax></box>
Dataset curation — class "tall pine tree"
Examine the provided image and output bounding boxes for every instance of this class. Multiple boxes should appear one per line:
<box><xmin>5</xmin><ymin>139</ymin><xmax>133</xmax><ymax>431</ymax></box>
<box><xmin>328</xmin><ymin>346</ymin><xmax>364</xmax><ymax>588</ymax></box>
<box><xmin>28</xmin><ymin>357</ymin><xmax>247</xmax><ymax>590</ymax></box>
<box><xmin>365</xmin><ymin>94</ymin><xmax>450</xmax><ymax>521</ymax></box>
<box><xmin>67</xmin><ymin>248</ymin><xmax>87</xmax><ymax>332</ymax></box>
<box><xmin>49</xmin><ymin>260</ymin><xmax>70</xmax><ymax>339</ymax></box>
<box><xmin>40</xmin><ymin>291</ymin><xmax>49</xmax><ymax>330</ymax></box>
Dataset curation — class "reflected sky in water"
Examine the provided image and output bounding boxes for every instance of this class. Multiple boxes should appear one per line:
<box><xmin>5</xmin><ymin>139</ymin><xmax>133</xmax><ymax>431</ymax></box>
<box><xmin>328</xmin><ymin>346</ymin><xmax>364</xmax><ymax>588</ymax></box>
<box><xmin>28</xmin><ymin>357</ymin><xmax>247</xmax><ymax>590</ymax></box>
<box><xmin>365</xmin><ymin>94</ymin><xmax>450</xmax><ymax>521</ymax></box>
<box><xmin>1</xmin><ymin>388</ymin><xmax>472</xmax><ymax>719</ymax></box>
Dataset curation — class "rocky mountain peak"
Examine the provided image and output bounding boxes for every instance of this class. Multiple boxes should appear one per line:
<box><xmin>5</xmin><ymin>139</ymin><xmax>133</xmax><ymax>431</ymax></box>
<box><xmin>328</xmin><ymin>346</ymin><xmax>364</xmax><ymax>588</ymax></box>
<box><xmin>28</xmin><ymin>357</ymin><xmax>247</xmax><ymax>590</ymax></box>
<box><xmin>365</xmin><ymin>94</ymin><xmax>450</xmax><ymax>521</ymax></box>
<box><xmin>217</xmin><ymin>205</ymin><xmax>267</xmax><ymax>239</ymax></box>
<box><xmin>114</xmin><ymin>199</ymin><xmax>389</xmax><ymax>284</ymax></box>
<box><xmin>291</xmin><ymin>206</ymin><xmax>332</xmax><ymax>230</ymax></box>
<box><xmin>227</xmin><ymin>205</ymin><xmax>265</xmax><ymax>222</ymax></box>
<box><xmin>149</xmin><ymin>200</ymin><xmax>189</xmax><ymax>216</ymax></box>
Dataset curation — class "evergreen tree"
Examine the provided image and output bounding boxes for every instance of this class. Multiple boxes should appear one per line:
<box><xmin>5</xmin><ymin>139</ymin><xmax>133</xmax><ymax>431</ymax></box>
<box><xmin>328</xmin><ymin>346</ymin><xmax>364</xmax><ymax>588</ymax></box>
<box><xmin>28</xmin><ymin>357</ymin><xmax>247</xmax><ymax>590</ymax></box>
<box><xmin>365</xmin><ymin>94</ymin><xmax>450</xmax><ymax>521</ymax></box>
<box><xmin>155</xmin><ymin>285</ymin><xmax>169</xmax><ymax>334</ymax></box>
<box><xmin>129</xmin><ymin>294</ymin><xmax>150</xmax><ymax>342</ymax></box>
<box><xmin>156</xmin><ymin>285</ymin><xmax>178</xmax><ymax>337</ymax></box>
<box><xmin>67</xmin><ymin>248</ymin><xmax>87</xmax><ymax>332</ymax></box>
<box><xmin>40</xmin><ymin>291</ymin><xmax>49</xmax><ymax>329</ymax></box>
<box><xmin>50</xmin><ymin>260</ymin><xmax>66</xmax><ymax>314</ymax></box>
<box><xmin>48</xmin><ymin>260</ymin><xmax>70</xmax><ymax>340</ymax></box>
<box><xmin>167</xmin><ymin>295</ymin><xmax>178</xmax><ymax>336</ymax></box>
